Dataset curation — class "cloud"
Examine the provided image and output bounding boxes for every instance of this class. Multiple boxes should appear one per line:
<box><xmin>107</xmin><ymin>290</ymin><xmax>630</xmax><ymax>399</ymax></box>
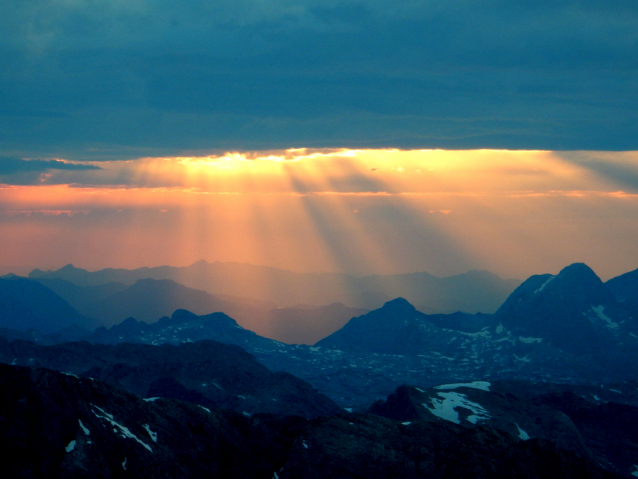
<box><xmin>0</xmin><ymin>1</ymin><xmax>636</xmax><ymax>158</ymax></box>
<box><xmin>0</xmin><ymin>157</ymin><xmax>101</xmax><ymax>175</ymax></box>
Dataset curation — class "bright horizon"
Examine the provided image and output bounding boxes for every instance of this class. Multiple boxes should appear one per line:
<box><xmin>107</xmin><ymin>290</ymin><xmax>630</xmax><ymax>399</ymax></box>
<box><xmin>2</xmin><ymin>148</ymin><xmax>637</xmax><ymax>282</ymax></box>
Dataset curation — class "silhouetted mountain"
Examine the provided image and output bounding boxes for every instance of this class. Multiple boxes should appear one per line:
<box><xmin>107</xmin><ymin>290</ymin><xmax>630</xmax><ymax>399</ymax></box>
<box><xmin>0</xmin><ymin>278</ymin><xmax>98</xmax><ymax>333</ymax></box>
<box><xmin>0</xmin><ymin>338</ymin><xmax>339</xmax><ymax>419</ymax></box>
<box><xmin>0</xmin><ymin>363</ymin><xmax>621</xmax><ymax>479</ymax></box>
<box><xmin>495</xmin><ymin>263</ymin><xmax>636</xmax><ymax>355</ymax></box>
<box><xmin>34</xmin><ymin>276</ymin><xmax>365</xmax><ymax>343</ymax></box>
<box><xmin>369</xmin><ymin>381</ymin><xmax>638</xmax><ymax>478</ymax></box>
<box><xmin>8</xmin><ymin>262</ymin><xmax>638</xmax><ymax>409</ymax></box>
<box><xmin>79</xmin><ymin>278</ymin><xmax>274</xmax><ymax>327</ymax></box>
<box><xmin>31</xmin><ymin>277</ymin><xmax>128</xmax><ymax>315</ymax></box>
<box><xmin>88</xmin><ymin>309</ymin><xmax>285</xmax><ymax>352</ymax></box>
<box><xmin>29</xmin><ymin>260</ymin><xmax>520</xmax><ymax>313</ymax></box>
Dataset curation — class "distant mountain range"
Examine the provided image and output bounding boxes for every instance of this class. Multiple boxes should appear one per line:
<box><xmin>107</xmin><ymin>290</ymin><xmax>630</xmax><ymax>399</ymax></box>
<box><xmin>3</xmin><ymin>261</ymin><xmax>638</xmax><ymax>477</ymax></box>
<box><xmin>28</xmin><ymin>260</ymin><xmax>521</xmax><ymax>313</ymax></box>
<box><xmin>21</xmin><ymin>262</ymin><xmax>632</xmax><ymax>409</ymax></box>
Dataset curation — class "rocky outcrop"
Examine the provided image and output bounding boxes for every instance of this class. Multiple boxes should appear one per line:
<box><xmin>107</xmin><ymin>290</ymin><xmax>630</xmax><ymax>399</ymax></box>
<box><xmin>370</xmin><ymin>381</ymin><xmax>638</xmax><ymax>478</ymax></box>
<box><xmin>0</xmin><ymin>338</ymin><xmax>341</xmax><ymax>419</ymax></box>
<box><xmin>0</xmin><ymin>364</ymin><xmax>622</xmax><ymax>479</ymax></box>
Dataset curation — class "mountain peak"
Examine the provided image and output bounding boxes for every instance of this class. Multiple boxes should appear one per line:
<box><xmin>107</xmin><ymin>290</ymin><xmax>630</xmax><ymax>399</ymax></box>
<box><xmin>557</xmin><ymin>263</ymin><xmax>599</xmax><ymax>281</ymax></box>
<box><xmin>380</xmin><ymin>297</ymin><xmax>416</xmax><ymax>313</ymax></box>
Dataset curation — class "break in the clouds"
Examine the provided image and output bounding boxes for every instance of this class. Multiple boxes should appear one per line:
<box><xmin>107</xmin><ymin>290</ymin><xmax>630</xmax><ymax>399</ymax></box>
<box><xmin>0</xmin><ymin>1</ymin><xmax>636</xmax><ymax>159</ymax></box>
<box><xmin>1</xmin><ymin>149</ymin><xmax>638</xmax><ymax>281</ymax></box>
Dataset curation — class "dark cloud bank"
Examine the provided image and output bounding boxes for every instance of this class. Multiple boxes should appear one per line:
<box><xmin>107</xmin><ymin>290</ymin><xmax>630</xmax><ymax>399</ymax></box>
<box><xmin>0</xmin><ymin>0</ymin><xmax>636</xmax><ymax>160</ymax></box>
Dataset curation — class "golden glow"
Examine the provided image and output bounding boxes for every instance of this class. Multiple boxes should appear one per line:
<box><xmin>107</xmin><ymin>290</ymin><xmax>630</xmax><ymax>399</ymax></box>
<box><xmin>1</xmin><ymin>149</ymin><xmax>638</xmax><ymax>281</ymax></box>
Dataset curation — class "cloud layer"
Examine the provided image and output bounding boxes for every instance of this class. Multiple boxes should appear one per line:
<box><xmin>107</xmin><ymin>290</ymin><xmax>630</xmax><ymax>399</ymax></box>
<box><xmin>1</xmin><ymin>1</ymin><xmax>636</xmax><ymax>159</ymax></box>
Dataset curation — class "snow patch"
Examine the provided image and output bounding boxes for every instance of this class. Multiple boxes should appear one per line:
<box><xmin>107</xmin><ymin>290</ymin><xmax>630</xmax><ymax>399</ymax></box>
<box><xmin>122</xmin><ymin>458</ymin><xmax>127</xmax><ymax>470</ymax></box>
<box><xmin>144</xmin><ymin>397</ymin><xmax>160</xmax><ymax>402</ymax></box>
<box><xmin>460</xmin><ymin>329</ymin><xmax>491</xmax><ymax>338</ymax></box>
<box><xmin>65</xmin><ymin>440</ymin><xmax>76</xmax><ymax>453</ymax></box>
<box><xmin>534</xmin><ymin>276</ymin><xmax>554</xmax><ymax>294</ymax></box>
<box><xmin>415</xmin><ymin>388</ymin><xmax>425</xmax><ymax>393</ymax></box>
<box><xmin>591</xmin><ymin>305</ymin><xmax>618</xmax><ymax>329</ymax></box>
<box><xmin>515</xmin><ymin>423</ymin><xmax>530</xmax><ymax>441</ymax></box>
<box><xmin>92</xmin><ymin>405</ymin><xmax>153</xmax><ymax>452</ymax></box>
<box><xmin>423</xmin><ymin>392</ymin><xmax>491</xmax><ymax>424</ymax></box>
<box><xmin>62</xmin><ymin>372</ymin><xmax>79</xmax><ymax>379</ymax></box>
<box><xmin>302</xmin><ymin>441</ymin><xmax>308</xmax><ymax>449</ymax></box>
<box><xmin>518</xmin><ymin>336</ymin><xmax>542</xmax><ymax>344</ymax></box>
<box><xmin>513</xmin><ymin>354</ymin><xmax>531</xmax><ymax>362</ymax></box>
<box><xmin>79</xmin><ymin>419</ymin><xmax>90</xmax><ymax>436</ymax></box>
<box><xmin>344</xmin><ymin>408</ymin><xmax>353</xmax><ymax>412</ymax></box>
<box><xmin>435</xmin><ymin>381</ymin><xmax>491</xmax><ymax>392</ymax></box>
<box><xmin>199</xmin><ymin>405</ymin><xmax>211</xmax><ymax>413</ymax></box>
<box><xmin>401</xmin><ymin>422</ymin><xmax>412</xmax><ymax>425</ymax></box>
<box><xmin>495</xmin><ymin>323</ymin><xmax>504</xmax><ymax>334</ymax></box>
<box><xmin>143</xmin><ymin>424</ymin><xmax>158</xmax><ymax>442</ymax></box>
<box><xmin>631</xmin><ymin>465</ymin><xmax>638</xmax><ymax>477</ymax></box>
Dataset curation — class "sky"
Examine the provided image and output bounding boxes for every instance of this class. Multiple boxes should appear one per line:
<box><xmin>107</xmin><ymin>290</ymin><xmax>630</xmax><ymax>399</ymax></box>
<box><xmin>1</xmin><ymin>1</ymin><xmax>637</xmax><ymax>281</ymax></box>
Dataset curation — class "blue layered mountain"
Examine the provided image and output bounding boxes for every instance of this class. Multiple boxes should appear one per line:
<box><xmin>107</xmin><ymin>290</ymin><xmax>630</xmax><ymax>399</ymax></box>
<box><xmin>0</xmin><ymin>277</ymin><xmax>98</xmax><ymax>334</ymax></box>
<box><xmin>606</xmin><ymin>267</ymin><xmax>638</xmax><ymax>319</ymax></box>
<box><xmin>494</xmin><ymin>263</ymin><xmax>637</xmax><ymax>355</ymax></box>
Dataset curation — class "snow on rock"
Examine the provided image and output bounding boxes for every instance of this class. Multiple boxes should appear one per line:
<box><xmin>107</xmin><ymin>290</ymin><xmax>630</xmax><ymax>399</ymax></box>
<box><xmin>534</xmin><ymin>276</ymin><xmax>555</xmax><ymax>294</ymax></box>
<box><xmin>423</xmin><ymin>392</ymin><xmax>491</xmax><ymax>425</ymax></box>
<box><xmin>122</xmin><ymin>458</ymin><xmax>127</xmax><ymax>470</ymax></box>
<box><xmin>434</xmin><ymin>381</ymin><xmax>491</xmax><ymax>392</ymax></box>
<box><xmin>631</xmin><ymin>466</ymin><xmax>638</xmax><ymax>478</ymax></box>
<box><xmin>513</xmin><ymin>354</ymin><xmax>531</xmax><ymax>363</ymax></box>
<box><xmin>91</xmin><ymin>405</ymin><xmax>153</xmax><ymax>452</ymax></box>
<box><xmin>143</xmin><ymin>397</ymin><xmax>160</xmax><ymax>402</ymax></box>
<box><xmin>199</xmin><ymin>405</ymin><xmax>211</xmax><ymax>413</ymax></box>
<box><xmin>65</xmin><ymin>440</ymin><xmax>76</xmax><ymax>453</ymax></box>
<box><xmin>591</xmin><ymin>305</ymin><xmax>619</xmax><ymax>329</ymax></box>
<box><xmin>79</xmin><ymin>419</ymin><xmax>90</xmax><ymax>436</ymax></box>
<box><xmin>143</xmin><ymin>424</ymin><xmax>158</xmax><ymax>442</ymax></box>
<box><xmin>518</xmin><ymin>336</ymin><xmax>543</xmax><ymax>344</ymax></box>
<box><xmin>515</xmin><ymin>423</ymin><xmax>530</xmax><ymax>441</ymax></box>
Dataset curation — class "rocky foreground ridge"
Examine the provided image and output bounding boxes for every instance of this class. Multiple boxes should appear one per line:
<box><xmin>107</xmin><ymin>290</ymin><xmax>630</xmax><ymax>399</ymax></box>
<box><xmin>0</xmin><ymin>363</ymin><xmax>626</xmax><ymax>479</ymax></box>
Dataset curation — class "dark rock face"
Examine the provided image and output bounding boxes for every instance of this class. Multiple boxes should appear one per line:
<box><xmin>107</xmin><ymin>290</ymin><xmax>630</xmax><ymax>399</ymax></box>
<box><xmin>0</xmin><ymin>363</ymin><xmax>303</xmax><ymax>478</ymax></box>
<box><xmin>606</xmin><ymin>267</ymin><xmax>638</xmax><ymax>319</ymax></box>
<box><xmin>278</xmin><ymin>412</ymin><xmax>619</xmax><ymax>479</ymax></box>
<box><xmin>0</xmin><ymin>364</ymin><xmax>622</xmax><ymax>479</ymax></box>
<box><xmin>0</xmin><ymin>338</ymin><xmax>341</xmax><ymax>419</ymax></box>
<box><xmin>370</xmin><ymin>382</ymin><xmax>638</xmax><ymax>478</ymax></box>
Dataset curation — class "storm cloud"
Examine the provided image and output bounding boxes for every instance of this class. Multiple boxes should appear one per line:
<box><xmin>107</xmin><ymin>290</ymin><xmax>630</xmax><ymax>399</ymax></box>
<box><xmin>0</xmin><ymin>1</ymin><xmax>636</xmax><ymax>159</ymax></box>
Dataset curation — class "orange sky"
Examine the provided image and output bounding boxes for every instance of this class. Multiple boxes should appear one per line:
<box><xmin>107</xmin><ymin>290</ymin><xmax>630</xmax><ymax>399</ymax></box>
<box><xmin>1</xmin><ymin>149</ymin><xmax>638</xmax><ymax>280</ymax></box>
